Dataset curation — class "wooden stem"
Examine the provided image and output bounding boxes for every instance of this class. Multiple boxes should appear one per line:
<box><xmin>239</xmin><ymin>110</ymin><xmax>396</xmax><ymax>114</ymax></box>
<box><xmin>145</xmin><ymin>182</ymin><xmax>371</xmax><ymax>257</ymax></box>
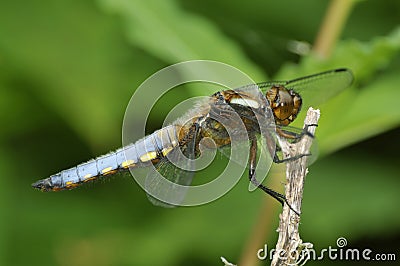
<box><xmin>270</xmin><ymin>108</ymin><xmax>320</xmax><ymax>266</ymax></box>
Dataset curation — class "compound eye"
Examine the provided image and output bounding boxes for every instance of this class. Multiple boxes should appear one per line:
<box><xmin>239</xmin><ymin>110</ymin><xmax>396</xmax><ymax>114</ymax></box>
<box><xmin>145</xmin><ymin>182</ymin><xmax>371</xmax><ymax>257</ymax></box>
<box><xmin>293</xmin><ymin>94</ymin><xmax>302</xmax><ymax>110</ymax></box>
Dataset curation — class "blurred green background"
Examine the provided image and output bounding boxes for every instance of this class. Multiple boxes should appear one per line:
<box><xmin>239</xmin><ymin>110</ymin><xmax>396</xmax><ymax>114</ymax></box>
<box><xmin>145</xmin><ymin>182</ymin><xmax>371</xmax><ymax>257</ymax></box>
<box><xmin>1</xmin><ymin>0</ymin><xmax>399</xmax><ymax>265</ymax></box>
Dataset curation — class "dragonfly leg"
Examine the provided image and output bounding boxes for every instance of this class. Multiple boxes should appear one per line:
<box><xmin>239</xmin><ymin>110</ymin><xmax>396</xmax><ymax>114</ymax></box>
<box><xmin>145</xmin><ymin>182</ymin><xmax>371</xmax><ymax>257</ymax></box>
<box><xmin>303</xmin><ymin>123</ymin><xmax>318</xmax><ymax>137</ymax></box>
<box><xmin>248</xmin><ymin>136</ymin><xmax>300</xmax><ymax>215</ymax></box>
<box><xmin>273</xmin><ymin>123</ymin><xmax>317</xmax><ymax>163</ymax></box>
<box><xmin>273</xmin><ymin>152</ymin><xmax>311</xmax><ymax>164</ymax></box>
<box><xmin>276</xmin><ymin>123</ymin><xmax>317</xmax><ymax>141</ymax></box>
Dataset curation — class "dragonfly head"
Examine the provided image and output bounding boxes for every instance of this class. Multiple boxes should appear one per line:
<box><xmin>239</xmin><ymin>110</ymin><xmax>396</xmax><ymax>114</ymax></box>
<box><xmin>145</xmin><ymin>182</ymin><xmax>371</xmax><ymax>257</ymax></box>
<box><xmin>266</xmin><ymin>85</ymin><xmax>302</xmax><ymax>126</ymax></box>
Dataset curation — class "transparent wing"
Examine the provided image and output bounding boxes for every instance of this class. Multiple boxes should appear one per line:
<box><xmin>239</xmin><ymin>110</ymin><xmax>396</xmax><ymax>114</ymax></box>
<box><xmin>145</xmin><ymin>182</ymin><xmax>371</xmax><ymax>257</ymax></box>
<box><xmin>242</xmin><ymin>68</ymin><xmax>354</xmax><ymax>109</ymax></box>
<box><xmin>145</xmin><ymin>131</ymin><xmax>197</xmax><ymax>208</ymax></box>
<box><xmin>145</xmin><ymin>149</ymin><xmax>195</xmax><ymax>208</ymax></box>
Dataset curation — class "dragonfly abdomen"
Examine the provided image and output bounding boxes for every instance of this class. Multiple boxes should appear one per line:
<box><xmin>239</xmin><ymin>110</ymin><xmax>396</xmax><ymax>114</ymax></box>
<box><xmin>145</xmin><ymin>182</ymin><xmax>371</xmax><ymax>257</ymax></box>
<box><xmin>32</xmin><ymin>125</ymin><xmax>180</xmax><ymax>192</ymax></box>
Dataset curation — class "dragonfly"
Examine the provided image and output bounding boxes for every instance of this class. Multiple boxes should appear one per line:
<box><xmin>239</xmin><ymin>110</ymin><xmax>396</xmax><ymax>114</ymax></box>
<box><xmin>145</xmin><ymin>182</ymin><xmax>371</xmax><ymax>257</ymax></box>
<box><xmin>32</xmin><ymin>68</ymin><xmax>353</xmax><ymax>208</ymax></box>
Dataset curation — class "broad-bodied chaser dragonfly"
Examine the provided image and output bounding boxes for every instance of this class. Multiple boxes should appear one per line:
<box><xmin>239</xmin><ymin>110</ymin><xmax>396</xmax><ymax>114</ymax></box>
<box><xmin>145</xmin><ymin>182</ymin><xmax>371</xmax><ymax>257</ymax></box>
<box><xmin>32</xmin><ymin>68</ymin><xmax>353</xmax><ymax>208</ymax></box>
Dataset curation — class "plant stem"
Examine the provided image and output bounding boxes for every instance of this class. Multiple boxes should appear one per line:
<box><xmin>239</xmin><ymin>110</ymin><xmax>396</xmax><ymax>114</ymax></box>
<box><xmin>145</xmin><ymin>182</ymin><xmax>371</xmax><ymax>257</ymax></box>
<box><xmin>270</xmin><ymin>108</ymin><xmax>320</xmax><ymax>266</ymax></box>
<box><xmin>313</xmin><ymin>0</ymin><xmax>355</xmax><ymax>58</ymax></box>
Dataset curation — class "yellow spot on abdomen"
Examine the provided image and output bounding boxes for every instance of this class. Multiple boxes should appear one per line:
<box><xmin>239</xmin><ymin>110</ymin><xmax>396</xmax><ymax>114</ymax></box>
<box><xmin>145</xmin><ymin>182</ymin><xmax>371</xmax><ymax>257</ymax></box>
<box><xmin>83</xmin><ymin>176</ymin><xmax>96</xmax><ymax>182</ymax></box>
<box><xmin>121</xmin><ymin>160</ymin><xmax>135</xmax><ymax>168</ymax></box>
<box><xmin>101</xmin><ymin>167</ymin><xmax>113</xmax><ymax>174</ymax></box>
<box><xmin>83</xmin><ymin>174</ymin><xmax>93</xmax><ymax>179</ymax></box>
<box><xmin>65</xmin><ymin>181</ymin><xmax>79</xmax><ymax>189</ymax></box>
<box><xmin>140</xmin><ymin>151</ymin><xmax>157</xmax><ymax>162</ymax></box>
<box><xmin>162</xmin><ymin>147</ymin><xmax>174</xmax><ymax>156</ymax></box>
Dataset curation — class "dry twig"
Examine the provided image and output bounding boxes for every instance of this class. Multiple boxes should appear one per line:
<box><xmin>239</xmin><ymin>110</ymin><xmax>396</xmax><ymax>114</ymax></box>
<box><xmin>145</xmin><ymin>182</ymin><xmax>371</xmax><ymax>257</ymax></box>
<box><xmin>270</xmin><ymin>107</ymin><xmax>320</xmax><ymax>266</ymax></box>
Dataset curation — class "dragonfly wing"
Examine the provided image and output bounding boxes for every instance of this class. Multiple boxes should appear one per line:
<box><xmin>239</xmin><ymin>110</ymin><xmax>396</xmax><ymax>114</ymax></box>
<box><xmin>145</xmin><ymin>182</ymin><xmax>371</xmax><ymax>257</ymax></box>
<box><xmin>145</xmin><ymin>129</ymin><xmax>197</xmax><ymax>208</ymax></box>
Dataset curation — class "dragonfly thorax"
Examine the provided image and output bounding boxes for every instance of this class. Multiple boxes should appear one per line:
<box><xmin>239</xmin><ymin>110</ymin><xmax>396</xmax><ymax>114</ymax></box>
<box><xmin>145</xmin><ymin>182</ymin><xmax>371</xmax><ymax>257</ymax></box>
<box><xmin>266</xmin><ymin>85</ymin><xmax>302</xmax><ymax>126</ymax></box>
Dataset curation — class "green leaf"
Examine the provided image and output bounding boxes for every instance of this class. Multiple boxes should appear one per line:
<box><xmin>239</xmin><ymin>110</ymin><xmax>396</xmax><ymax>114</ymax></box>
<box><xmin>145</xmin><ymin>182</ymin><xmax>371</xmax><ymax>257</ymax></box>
<box><xmin>318</xmin><ymin>70</ymin><xmax>400</xmax><ymax>154</ymax></box>
<box><xmin>0</xmin><ymin>1</ymin><xmax>160</xmax><ymax>148</ymax></box>
<box><xmin>97</xmin><ymin>0</ymin><xmax>266</xmax><ymax>82</ymax></box>
<box><xmin>302</xmin><ymin>152</ymin><xmax>400</xmax><ymax>244</ymax></box>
